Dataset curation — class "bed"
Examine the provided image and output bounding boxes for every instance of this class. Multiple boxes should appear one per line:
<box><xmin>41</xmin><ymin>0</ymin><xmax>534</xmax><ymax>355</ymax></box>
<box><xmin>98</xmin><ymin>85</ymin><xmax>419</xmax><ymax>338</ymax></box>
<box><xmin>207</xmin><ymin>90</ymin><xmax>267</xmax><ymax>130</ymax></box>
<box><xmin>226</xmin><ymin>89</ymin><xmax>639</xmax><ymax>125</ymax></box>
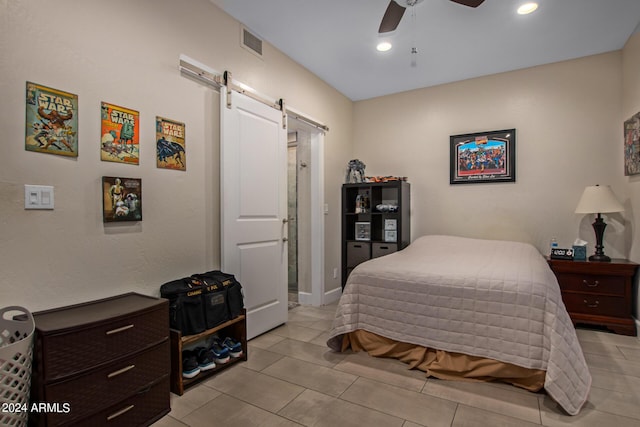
<box><xmin>327</xmin><ymin>235</ymin><xmax>591</xmax><ymax>415</ymax></box>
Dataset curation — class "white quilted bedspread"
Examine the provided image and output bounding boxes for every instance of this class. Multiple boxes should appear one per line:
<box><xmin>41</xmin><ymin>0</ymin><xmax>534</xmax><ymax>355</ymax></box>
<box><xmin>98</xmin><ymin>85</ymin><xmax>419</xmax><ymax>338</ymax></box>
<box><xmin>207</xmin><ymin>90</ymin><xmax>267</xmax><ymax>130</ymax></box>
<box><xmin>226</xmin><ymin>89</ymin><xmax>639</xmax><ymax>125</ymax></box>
<box><xmin>327</xmin><ymin>235</ymin><xmax>591</xmax><ymax>415</ymax></box>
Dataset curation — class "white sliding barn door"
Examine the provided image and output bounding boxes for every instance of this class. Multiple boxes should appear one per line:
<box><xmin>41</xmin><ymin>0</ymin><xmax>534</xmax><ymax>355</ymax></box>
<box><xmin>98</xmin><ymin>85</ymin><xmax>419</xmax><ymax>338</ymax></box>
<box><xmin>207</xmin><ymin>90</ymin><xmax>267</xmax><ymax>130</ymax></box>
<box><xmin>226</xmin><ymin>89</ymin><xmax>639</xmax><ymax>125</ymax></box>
<box><xmin>220</xmin><ymin>89</ymin><xmax>288</xmax><ymax>339</ymax></box>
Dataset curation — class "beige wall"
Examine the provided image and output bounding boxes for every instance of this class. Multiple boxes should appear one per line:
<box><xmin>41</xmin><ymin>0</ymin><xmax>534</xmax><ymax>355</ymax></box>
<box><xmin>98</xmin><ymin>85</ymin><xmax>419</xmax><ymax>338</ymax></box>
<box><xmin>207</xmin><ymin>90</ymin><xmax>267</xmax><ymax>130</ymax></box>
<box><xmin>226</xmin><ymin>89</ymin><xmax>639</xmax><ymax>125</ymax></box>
<box><xmin>622</xmin><ymin>32</ymin><xmax>640</xmax><ymax>321</ymax></box>
<box><xmin>0</xmin><ymin>0</ymin><xmax>352</xmax><ymax>311</ymax></box>
<box><xmin>354</xmin><ymin>52</ymin><xmax>629</xmax><ymax>258</ymax></box>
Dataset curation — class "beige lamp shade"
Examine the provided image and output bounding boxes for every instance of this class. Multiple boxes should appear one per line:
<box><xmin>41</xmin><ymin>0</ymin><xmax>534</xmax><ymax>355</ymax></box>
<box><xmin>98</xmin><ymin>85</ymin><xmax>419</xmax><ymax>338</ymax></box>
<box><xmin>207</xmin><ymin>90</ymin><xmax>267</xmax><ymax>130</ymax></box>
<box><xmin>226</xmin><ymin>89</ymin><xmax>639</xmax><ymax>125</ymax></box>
<box><xmin>574</xmin><ymin>185</ymin><xmax>624</xmax><ymax>214</ymax></box>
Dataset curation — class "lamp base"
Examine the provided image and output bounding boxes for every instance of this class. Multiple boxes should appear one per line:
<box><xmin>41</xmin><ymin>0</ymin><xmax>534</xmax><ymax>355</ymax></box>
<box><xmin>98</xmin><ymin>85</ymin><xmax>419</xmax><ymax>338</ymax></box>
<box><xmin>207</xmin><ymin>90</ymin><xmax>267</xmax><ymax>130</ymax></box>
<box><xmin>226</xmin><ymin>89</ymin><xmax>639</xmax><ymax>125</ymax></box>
<box><xmin>588</xmin><ymin>253</ymin><xmax>611</xmax><ymax>262</ymax></box>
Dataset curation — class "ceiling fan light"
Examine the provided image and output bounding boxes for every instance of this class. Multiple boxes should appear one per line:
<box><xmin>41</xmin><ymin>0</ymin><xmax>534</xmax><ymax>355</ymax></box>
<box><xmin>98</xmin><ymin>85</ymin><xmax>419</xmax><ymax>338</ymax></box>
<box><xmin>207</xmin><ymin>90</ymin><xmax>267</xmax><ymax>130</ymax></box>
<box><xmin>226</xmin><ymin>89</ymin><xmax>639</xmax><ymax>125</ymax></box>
<box><xmin>517</xmin><ymin>2</ymin><xmax>538</xmax><ymax>15</ymax></box>
<box><xmin>377</xmin><ymin>42</ymin><xmax>393</xmax><ymax>52</ymax></box>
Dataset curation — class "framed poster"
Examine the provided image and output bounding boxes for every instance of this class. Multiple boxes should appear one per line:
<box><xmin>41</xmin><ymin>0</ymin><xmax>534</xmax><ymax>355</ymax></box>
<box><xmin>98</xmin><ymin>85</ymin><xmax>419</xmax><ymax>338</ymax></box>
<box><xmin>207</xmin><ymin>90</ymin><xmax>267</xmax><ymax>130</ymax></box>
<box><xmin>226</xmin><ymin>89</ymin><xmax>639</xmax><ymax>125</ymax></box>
<box><xmin>25</xmin><ymin>81</ymin><xmax>78</xmax><ymax>157</ymax></box>
<box><xmin>450</xmin><ymin>129</ymin><xmax>516</xmax><ymax>184</ymax></box>
<box><xmin>100</xmin><ymin>102</ymin><xmax>140</xmax><ymax>165</ymax></box>
<box><xmin>102</xmin><ymin>176</ymin><xmax>142</xmax><ymax>222</ymax></box>
<box><xmin>156</xmin><ymin>116</ymin><xmax>186</xmax><ymax>170</ymax></box>
<box><xmin>624</xmin><ymin>112</ymin><xmax>640</xmax><ymax>176</ymax></box>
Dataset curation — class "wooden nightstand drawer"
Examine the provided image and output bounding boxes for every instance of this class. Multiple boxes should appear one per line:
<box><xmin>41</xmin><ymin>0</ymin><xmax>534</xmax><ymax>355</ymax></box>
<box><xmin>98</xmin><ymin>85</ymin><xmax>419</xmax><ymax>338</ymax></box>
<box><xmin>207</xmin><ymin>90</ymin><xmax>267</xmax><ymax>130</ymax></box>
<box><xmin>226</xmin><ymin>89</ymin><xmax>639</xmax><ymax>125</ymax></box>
<box><xmin>556</xmin><ymin>273</ymin><xmax>625</xmax><ymax>296</ymax></box>
<box><xmin>561</xmin><ymin>293</ymin><xmax>627</xmax><ymax>318</ymax></box>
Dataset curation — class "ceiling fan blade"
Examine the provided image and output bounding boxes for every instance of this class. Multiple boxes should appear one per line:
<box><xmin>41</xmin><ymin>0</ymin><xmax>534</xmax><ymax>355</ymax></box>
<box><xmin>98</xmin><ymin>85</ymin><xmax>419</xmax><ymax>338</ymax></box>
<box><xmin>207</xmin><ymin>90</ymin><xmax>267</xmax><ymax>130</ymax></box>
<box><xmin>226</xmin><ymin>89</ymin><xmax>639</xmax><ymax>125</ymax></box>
<box><xmin>450</xmin><ymin>0</ymin><xmax>485</xmax><ymax>7</ymax></box>
<box><xmin>379</xmin><ymin>1</ymin><xmax>406</xmax><ymax>33</ymax></box>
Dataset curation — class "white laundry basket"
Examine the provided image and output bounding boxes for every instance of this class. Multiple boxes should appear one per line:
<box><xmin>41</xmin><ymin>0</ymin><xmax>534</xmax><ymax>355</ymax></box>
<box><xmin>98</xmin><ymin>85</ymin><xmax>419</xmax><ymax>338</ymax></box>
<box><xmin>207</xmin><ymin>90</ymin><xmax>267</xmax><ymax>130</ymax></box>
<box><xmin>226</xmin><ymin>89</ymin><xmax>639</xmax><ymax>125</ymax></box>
<box><xmin>0</xmin><ymin>307</ymin><xmax>35</xmax><ymax>427</ymax></box>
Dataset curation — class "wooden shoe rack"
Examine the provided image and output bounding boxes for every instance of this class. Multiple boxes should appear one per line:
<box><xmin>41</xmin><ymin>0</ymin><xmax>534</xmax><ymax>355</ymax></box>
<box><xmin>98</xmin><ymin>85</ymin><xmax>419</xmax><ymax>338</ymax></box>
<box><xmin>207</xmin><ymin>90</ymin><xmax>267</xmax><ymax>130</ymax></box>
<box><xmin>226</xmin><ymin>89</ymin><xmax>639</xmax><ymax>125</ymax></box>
<box><xmin>169</xmin><ymin>310</ymin><xmax>247</xmax><ymax>395</ymax></box>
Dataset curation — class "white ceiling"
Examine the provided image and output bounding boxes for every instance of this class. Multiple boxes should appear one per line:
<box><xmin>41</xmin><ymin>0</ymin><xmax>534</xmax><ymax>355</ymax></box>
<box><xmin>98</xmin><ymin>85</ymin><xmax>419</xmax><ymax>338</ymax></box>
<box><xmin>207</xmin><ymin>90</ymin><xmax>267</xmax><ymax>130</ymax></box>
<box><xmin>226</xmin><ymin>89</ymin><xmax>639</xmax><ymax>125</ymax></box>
<box><xmin>210</xmin><ymin>0</ymin><xmax>640</xmax><ymax>101</ymax></box>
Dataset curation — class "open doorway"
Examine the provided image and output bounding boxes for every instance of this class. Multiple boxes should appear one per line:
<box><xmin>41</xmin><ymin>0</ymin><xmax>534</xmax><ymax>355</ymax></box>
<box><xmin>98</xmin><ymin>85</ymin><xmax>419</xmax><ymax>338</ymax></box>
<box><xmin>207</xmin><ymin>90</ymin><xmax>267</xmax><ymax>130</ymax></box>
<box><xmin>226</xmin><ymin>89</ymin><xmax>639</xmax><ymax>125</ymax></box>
<box><xmin>286</xmin><ymin>128</ymin><xmax>311</xmax><ymax>308</ymax></box>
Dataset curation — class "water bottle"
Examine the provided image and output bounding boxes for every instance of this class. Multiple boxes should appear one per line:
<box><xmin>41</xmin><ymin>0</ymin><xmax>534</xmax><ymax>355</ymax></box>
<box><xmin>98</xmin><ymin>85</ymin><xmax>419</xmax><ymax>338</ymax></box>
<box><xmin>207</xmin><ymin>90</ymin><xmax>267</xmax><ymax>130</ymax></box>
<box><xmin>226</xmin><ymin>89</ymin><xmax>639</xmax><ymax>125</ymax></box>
<box><xmin>550</xmin><ymin>237</ymin><xmax>558</xmax><ymax>255</ymax></box>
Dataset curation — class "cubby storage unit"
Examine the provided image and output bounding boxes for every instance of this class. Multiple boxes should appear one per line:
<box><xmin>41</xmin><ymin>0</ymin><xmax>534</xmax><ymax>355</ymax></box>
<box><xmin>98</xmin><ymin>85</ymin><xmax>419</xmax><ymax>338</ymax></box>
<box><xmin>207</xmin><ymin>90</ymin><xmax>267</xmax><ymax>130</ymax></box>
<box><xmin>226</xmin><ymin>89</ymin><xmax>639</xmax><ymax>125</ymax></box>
<box><xmin>342</xmin><ymin>181</ymin><xmax>410</xmax><ymax>288</ymax></box>
<box><xmin>169</xmin><ymin>310</ymin><xmax>247</xmax><ymax>395</ymax></box>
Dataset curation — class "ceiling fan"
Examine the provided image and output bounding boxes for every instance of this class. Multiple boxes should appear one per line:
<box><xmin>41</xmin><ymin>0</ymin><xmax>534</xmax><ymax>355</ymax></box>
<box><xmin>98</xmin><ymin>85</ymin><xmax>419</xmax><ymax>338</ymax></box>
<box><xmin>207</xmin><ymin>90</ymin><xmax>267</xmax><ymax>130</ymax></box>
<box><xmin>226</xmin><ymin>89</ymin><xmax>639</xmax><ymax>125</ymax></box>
<box><xmin>379</xmin><ymin>0</ymin><xmax>485</xmax><ymax>33</ymax></box>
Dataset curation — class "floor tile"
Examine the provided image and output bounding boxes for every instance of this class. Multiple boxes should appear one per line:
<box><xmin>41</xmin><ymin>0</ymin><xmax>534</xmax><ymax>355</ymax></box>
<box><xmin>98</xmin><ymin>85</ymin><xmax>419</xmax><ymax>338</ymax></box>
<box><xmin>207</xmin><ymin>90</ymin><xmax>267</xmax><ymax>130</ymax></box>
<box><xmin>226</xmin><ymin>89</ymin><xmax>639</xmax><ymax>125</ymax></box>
<box><xmin>589</xmin><ymin>366</ymin><xmax>640</xmax><ymax>394</ymax></box>
<box><xmin>422</xmin><ymin>378</ymin><xmax>541</xmax><ymax>424</ymax></box>
<box><xmin>249</xmin><ymin>332</ymin><xmax>286</xmax><ymax>350</ymax></box>
<box><xmin>575</xmin><ymin>329</ymin><xmax>640</xmax><ymax>348</ymax></box>
<box><xmin>617</xmin><ymin>345</ymin><xmax>640</xmax><ymax>361</ymax></box>
<box><xmin>168</xmin><ymin>385</ymin><xmax>221</xmax><ymax>420</ymax></box>
<box><xmin>151</xmin><ymin>415</ymin><xmax>189</xmax><ymax>427</ymax></box>
<box><xmin>278</xmin><ymin>388</ymin><xmax>404</xmax><ymax>427</ymax></box>
<box><xmin>270</xmin><ymin>323</ymin><xmax>324</xmax><ymax>342</ymax></box>
<box><xmin>334</xmin><ymin>350</ymin><xmax>426</xmax><ymax>392</ymax></box>
<box><xmin>579</xmin><ymin>340</ymin><xmax>626</xmax><ymax>359</ymax></box>
<box><xmin>340</xmin><ymin>377</ymin><xmax>457</xmax><ymax>426</ymax></box>
<box><xmin>181</xmin><ymin>393</ymin><xmax>300</xmax><ymax>427</ymax></box>
<box><xmin>452</xmin><ymin>404</ymin><xmax>542</xmax><ymax>426</ymax></box>
<box><xmin>539</xmin><ymin>394</ymin><xmax>639</xmax><ymax>427</ymax></box>
<box><xmin>266</xmin><ymin>337</ymin><xmax>347</xmax><ymax>368</ymax></box>
<box><xmin>204</xmin><ymin>365</ymin><xmax>304</xmax><ymax>413</ymax></box>
<box><xmin>586</xmin><ymin>386</ymin><xmax>640</xmax><ymax>420</ymax></box>
<box><xmin>262</xmin><ymin>356</ymin><xmax>357</xmax><ymax>396</ymax></box>
<box><xmin>583</xmin><ymin>352</ymin><xmax>640</xmax><ymax>377</ymax></box>
<box><xmin>243</xmin><ymin>346</ymin><xmax>284</xmax><ymax>372</ymax></box>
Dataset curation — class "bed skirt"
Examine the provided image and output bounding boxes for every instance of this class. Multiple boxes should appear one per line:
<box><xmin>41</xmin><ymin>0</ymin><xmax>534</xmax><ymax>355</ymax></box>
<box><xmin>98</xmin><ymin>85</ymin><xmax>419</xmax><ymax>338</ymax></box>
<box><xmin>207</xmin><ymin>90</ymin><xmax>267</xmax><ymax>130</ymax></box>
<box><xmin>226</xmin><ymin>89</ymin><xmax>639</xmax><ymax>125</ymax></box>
<box><xmin>340</xmin><ymin>330</ymin><xmax>546</xmax><ymax>392</ymax></box>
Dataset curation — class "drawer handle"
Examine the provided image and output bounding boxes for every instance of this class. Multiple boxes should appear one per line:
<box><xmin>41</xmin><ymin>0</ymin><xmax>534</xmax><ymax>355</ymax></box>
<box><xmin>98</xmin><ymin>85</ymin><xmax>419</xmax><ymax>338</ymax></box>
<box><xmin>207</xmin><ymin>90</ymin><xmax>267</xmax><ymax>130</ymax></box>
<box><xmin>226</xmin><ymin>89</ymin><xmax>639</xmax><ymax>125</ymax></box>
<box><xmin>379</xmin><ymin>246</ymin><xmax>389</xmax><ymax>250</ymax></box>
<box><xmin>107</xmin><ymin>364</ymin><xmax>135</xmax><ymax>379</ymax></box>
<box><xmin>353</xmin><ymin>245</ymin><xmax>362</xmax><ymax>248</ymax></box>
<box><xmin>582</xmin><ymin>280</ymin><xmax>599</xmax><ymax>287</ymax></box>
<box><xmin>106</xmin><ymin>404</ymin><xmax>134</xmax><ymax>421</ymax></box>
<box><xmin>583</xmin><ymin>299</ymin><xmax>600</xmax><ymax>308</ymax></box>
<box><xmin>106</xmin><ymin>324</ymin><xmax>134</xmax><ymax>335</ymax></box>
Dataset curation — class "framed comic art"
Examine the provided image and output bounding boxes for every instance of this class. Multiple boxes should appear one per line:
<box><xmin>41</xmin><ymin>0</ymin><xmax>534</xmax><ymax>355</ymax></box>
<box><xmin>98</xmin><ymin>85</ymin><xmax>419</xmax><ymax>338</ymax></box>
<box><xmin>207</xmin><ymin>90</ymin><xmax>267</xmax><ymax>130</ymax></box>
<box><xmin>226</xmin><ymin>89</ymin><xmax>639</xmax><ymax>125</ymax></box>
<box><xmin>25</xmin><ymin>82</ymin><xmax>78</xmax><ymax>157</ymax></box>
<box><xmin>156</xmin><ymin>116</ymin><xmax>186</xmax><ymax>170</ymax></box>
<box><xmin>100</xmin><ymin>102</ymin><xmax>140</xmax><ymax>165</ymax></box>
<box><xmin>102</xmin><ymin>176</ymin><xmax>142</xmax><ymax>222</ymax></box>
<box><xmin>450</xmin><ymin>129</ymin><xmax>516</xmax><ymax>184</ymax></box>
<box><xmin>624</xmin><ymin>112</ymin><xmax>640</xmax><ymax>176</ymax></box>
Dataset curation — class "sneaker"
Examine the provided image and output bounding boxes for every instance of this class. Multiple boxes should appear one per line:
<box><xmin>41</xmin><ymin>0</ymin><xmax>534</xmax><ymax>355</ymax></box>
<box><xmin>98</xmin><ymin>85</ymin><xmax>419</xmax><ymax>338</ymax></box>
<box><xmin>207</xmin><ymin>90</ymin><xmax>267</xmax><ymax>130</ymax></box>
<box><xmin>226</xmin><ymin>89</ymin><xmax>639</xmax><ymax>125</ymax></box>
<box><xmin>182</xmin><ymin>350</ymin><xmax>201</xmax><ymax>378</ymax></box>
<box><xmin>222</xmin><ymin>337</ymin><xmax>243</xmax><ymax>358</ymax></box>
<box><xmin>209</xmin><ymin>338</ymin><xmax>230</xmax><ymax>364</ymax></box>
<box><xmin>195</xmin><ymin>347</ymin><xmax>216</xmax><ymax>371</ymax></box>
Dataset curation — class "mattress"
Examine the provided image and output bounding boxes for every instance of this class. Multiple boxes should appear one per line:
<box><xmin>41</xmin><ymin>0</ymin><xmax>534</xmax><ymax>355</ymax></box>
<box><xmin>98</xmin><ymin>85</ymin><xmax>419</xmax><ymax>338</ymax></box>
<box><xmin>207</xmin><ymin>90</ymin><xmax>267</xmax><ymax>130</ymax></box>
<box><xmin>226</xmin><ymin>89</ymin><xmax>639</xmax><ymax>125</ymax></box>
<box><xmin>327</xmin><ymin>235</ymin><xmax>591</xmax><ymax>415</ymax></box>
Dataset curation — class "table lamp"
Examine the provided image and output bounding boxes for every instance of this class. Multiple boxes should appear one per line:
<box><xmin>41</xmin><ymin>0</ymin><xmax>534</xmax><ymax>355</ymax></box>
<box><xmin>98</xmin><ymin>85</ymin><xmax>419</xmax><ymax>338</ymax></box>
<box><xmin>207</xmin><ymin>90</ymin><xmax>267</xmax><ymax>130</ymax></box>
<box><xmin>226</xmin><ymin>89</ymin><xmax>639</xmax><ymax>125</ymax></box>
<box><xmin>574</xmin><ymin>185</ymin><xmax>624</xmax><ymax>262</ymax></box>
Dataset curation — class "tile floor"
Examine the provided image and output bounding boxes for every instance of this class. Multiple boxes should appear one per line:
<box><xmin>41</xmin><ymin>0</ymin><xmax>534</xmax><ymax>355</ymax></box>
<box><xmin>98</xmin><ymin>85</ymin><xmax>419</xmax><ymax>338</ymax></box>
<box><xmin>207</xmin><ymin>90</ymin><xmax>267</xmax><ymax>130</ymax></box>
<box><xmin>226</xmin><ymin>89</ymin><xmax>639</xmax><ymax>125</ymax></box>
<box><xmin>153</xmin><ymin>302</ymin><xmax>640</xmax><ymax>427</ymax></box>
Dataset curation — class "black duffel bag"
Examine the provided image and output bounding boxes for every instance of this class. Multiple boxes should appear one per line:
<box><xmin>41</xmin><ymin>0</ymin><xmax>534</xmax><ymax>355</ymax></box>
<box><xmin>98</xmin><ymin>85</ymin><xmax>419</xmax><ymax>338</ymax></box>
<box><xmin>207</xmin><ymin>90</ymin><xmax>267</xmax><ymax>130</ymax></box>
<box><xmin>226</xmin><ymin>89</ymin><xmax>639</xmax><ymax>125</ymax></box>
<box><xmin>160</xmin><ymin>277</ymin><xmax>206</xmax><ymax>335</ymax></box>
<box><xmin>197</xmin><ymin>270</ymin><xmax>245</xmax><ymax>320</ymax></box>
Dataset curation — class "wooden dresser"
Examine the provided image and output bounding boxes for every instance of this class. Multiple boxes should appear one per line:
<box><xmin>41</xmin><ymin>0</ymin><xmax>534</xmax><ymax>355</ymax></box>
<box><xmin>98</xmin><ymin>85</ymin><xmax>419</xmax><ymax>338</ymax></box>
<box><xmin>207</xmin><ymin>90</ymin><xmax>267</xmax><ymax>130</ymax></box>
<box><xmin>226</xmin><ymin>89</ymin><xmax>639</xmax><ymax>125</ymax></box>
<box><xmin>30</xmin><ymin>293</ymin><xmax>170</xmax><ymax>426</ymax></box>
<box><xmin>548</xmin><ymin>258</ymin><xmax>639</xmax><ymax>336</ymax></box>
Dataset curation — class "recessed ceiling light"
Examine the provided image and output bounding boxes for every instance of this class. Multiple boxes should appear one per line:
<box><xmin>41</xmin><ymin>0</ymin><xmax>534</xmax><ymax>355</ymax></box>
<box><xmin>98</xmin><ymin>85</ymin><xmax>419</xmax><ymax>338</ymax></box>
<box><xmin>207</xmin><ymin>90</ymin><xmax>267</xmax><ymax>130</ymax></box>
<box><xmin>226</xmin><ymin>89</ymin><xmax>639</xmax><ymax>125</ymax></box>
<box><xmin>377</xmin><ymin>42</ymin><xmax>392</xmax><ymax>52</ymax></box>
<box><xmin>517</xmin><ymin>2</ymin><xmax>538</xmax><ymax>15</ymax></box>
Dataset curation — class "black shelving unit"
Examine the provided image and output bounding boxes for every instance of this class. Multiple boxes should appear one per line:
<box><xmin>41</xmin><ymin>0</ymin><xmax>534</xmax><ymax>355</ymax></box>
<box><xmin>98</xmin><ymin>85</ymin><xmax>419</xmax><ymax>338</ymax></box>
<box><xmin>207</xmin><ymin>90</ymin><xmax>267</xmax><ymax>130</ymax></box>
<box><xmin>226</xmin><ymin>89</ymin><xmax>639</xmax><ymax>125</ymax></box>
<box><xmin>341</xmin><ymin>181</ymin><xmax>410</xmax><ymax>288</ymax></box>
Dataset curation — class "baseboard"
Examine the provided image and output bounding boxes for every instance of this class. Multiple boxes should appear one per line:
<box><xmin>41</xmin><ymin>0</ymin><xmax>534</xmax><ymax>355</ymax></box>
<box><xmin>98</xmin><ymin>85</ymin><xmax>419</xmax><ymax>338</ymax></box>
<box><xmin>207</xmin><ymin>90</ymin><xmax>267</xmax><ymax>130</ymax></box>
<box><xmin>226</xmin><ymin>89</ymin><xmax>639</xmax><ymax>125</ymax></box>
<box><xmin>297</xmin><ymin>291</ymin><xmax>313</xmax><ymax>306</ymax></box>
<box><xmin>323</xmin><ymin>286</ymin><xmax>342</xmax><ymax>305</ymax></box>
<box><xmin>636</xmin><ymin>318</ymin><xmax>640</xmax><ymax>339</ymax></box>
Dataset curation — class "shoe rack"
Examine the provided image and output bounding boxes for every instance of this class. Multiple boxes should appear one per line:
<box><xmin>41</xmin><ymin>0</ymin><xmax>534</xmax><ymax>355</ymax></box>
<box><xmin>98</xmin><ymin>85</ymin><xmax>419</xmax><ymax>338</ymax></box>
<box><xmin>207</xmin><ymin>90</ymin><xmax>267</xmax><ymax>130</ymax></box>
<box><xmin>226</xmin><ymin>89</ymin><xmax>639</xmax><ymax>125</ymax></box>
<box><xmin>169</xmin><ymin>310</ymin><xmax>247</xmax><ymax>395</ymax></box>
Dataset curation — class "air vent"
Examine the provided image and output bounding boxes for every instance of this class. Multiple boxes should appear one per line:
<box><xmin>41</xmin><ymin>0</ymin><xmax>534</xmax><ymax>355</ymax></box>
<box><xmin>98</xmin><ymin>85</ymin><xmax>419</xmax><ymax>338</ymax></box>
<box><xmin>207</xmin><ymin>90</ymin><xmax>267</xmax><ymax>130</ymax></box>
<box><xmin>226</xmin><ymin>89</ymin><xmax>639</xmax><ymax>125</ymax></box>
<box><xmin>241</xmin><ymin>26</ymin><xmax>263</xmax><ymax>58</ymax></box>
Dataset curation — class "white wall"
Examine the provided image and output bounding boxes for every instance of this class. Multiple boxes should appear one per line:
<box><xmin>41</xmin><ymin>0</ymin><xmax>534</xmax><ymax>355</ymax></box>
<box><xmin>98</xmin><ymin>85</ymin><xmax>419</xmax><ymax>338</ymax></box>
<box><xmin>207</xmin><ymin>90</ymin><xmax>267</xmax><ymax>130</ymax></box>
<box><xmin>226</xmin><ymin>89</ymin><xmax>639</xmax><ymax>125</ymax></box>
<box><xmin>353</xmin><ymin>52</ymin><xmax>628</xmax><ymax>258</ymax></box>
<box><xmin>0</xmin><ymin>0</ymin><xmax>352</xmax><ymax>311</ymax></box>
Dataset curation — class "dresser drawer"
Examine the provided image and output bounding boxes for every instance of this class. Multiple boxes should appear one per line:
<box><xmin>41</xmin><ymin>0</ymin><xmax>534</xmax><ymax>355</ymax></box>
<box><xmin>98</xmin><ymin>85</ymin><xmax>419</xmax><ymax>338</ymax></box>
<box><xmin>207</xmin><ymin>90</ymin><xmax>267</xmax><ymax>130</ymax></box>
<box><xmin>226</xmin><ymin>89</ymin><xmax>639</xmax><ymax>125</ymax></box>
<box><xmin>372</xmin><ymin>243</ymin><xmax>397</xmax><ymax>259</ymax></box>
<box><xmin>71</xmin><ymin>376</ymin><xmax>170</xmax><ymax>427</ymax></box>
<box><xmin>39</xmin><ymin>305</ymin><xmax>168</xmax><ymax>381</ymax></box>
<box><xmin>556</xmin><ymin>273</ymin><xmax>625</xmax><ymax>296</ymax></box>
<box><xmin>43</xmin><ymin>340</ymin><xmax>169</xmax><ymax>425</ymax></box>
<box><xmin>561</xmin><ymin>293</ymin><xmax>628</xmax><ymax>318</ymax></box>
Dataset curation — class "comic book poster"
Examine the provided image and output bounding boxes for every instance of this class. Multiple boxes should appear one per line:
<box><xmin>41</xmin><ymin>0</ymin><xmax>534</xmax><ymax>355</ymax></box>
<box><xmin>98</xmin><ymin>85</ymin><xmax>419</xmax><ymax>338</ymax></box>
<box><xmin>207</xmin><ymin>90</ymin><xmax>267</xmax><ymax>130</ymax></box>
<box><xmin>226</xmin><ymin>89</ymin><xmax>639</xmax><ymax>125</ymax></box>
<box><xmin>156</xmin><ymin>116</ymin><xmax>186</xmax><ymax>170</ymax></box>
<box><xmin>102</xmin><ymin>176</ymin><xmax>142</xmax><ymax>222</ymax></box>
<box><xmin>25</xmin><ymin>82</ymin><xmax>78</xmax><ymax>157</ymax></box>
<box><xmin>624</xmin><ymin>112</ymin><xmax>640</xmax><ymax>176</ymax></box>
<box><xmin>100</xmin><ymin>102</ymin><xmax>140</xmax><ymax>165</ymax></box>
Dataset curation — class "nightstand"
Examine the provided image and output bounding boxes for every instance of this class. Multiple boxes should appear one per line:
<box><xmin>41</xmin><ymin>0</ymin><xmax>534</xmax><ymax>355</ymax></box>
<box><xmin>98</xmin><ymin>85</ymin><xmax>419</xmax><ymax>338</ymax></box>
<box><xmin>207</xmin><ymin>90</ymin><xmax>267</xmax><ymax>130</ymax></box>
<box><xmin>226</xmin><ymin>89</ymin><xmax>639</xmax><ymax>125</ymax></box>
<box><xmin>547</xmin><ymin>258</ymin><xmax>639</xmax><ymax>336</ymax></box>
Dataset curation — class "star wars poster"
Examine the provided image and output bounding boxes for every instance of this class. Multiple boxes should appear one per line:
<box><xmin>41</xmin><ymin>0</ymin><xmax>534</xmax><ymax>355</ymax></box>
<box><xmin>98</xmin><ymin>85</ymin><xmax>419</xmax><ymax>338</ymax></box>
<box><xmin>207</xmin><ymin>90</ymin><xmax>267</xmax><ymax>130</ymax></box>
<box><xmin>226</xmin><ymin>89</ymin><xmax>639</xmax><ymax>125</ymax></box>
<box><xmin>25</xmin><ymin>82</ymin><xmax>78</xmax><ymax>157</ymax></box>
<box><xmin>100</xmin><ymin>102</ymin><xmax>140</xmax><ymax>165</ymax></box>
<box><xmin>102</xmin><ymin>176</ymin><xmax>142</xmax><ymax>222</ymax></box>
<box><xmin>156</xmin><ymin>116</ymin><xmax>186</xmax><ymax>170</ymax></box>
<box><xmin>624</xmin><ymin>112</ymin><xmax>640</xmax><ymax>176</ymax></box>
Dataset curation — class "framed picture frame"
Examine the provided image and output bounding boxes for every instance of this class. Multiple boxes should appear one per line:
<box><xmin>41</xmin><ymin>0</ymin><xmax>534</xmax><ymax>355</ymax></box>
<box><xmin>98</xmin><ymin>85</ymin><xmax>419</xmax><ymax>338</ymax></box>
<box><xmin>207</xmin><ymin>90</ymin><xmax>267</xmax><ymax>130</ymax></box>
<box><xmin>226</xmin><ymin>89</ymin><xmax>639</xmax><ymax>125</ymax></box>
<box><xmin>102</xmin><ymin>176</ymin><xmax>142</xmax><ymax>222</ymax></box>
<box><xmin>384</xmin><ymin>230</ymin><xmax>397</xmax><ymax>243</ymax></box>
<box><xmin>384</xmin><ymin>219</ymin><xmax>397</xmax><ymax>231</ymax></box>
<box><xmin>624</xmin><ymin>112</ymin><xmax>640</xmax><ymax>176</ymax></box>
<box><xmin>450</xmin><ymin>129</ymin><xmax>516</xmax><ymax>184</ymax></box>
<box><xmin>355</xmin><ymin>222</ymin><xmax>371</xmax><ymax>241</ymax></box>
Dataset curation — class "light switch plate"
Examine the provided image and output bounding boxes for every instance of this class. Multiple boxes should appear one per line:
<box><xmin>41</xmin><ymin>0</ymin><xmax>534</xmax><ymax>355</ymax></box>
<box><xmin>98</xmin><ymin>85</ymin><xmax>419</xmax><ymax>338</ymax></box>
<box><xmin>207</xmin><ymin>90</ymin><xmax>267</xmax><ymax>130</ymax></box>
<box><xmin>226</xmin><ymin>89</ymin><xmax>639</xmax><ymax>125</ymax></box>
<box><xmin>24</xmin><ymin>185</ymin><xmax>54</xmax><ymax>209</ymax></box>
